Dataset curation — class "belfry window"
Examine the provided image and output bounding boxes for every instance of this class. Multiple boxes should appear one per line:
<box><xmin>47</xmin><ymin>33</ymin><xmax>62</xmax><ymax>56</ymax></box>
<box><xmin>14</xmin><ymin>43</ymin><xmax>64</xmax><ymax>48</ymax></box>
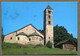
<box><xmin>48</xmin><ymin>15</ymin><xmax>50</xmax><ymax>19</ymax></box>
<box><xmin>48</xmin><ymin>10</ymin><xmax>51</xmax><ymax>14</ymax></box>
<box><xmin>49</xmin><ymin>37</ymin><xmax>50</xmax><ymax>40</ymax></box>
<box><xmin>48</xmin><ymin>21</ymin><xmax>51</xmax><ymax>25</ymax></box>
<box><xmin>49</xmin><ymin>37</ymin><xmax>50</xmax><ymax>39</ymax></box>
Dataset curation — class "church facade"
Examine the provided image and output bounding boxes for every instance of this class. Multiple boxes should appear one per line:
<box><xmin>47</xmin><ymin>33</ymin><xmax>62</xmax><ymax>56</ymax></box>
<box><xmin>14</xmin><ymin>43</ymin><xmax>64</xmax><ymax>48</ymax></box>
<box><xmin>4</xmin><ymin>5</ymin><xmax>54</xmax><ymax>47</ymax></box>
<box><xmin>4</xmin><ymin>24</ymin><xmax>44</xmax><ymax>45</ymax></box>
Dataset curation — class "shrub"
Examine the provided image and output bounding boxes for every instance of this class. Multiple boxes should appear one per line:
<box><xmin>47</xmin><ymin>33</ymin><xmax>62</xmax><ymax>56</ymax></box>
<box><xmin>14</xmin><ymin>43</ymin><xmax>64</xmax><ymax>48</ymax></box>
<box><xmin>24</xmin><ymin>52</ymin><xmax>28</xmax><ymax>55</ymax></box>
<box><xmin>2</xmin><ymin>42</ymin><xmax>28</xmax><ymax>49</ymax></box>
<box><xmin>36</xmin><ymin>44</ymin><xmax>43</xmax><ymax>47</ymax></box>
<box><xmin>46</xmin><ymin>41</ymin><xmax>52</xmax><ymax>48</ymax></box>
<box><xmin>34</xmin><ymin>44</ymin><xmax>44</xmax><ymax>48</ymax></box>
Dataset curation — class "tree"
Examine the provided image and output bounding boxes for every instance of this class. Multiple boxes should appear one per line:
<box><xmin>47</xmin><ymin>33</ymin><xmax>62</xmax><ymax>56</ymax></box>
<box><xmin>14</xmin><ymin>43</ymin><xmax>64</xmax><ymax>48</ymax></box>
<box><xmin>38</xmin><ymin>25</ymin><xmax>77</xmax><ymax>49</ymax></box>
<box><xmin>46</xmin><ymin>41</ymin><xmax>52</xmax><ymax>48</ymax></box>
<box><xmin>54</xmin><ymin>25</ymin><xmax>77</xmax><ymax>48</ymax></box>
<box><xmin>1</xmin><ymin>27</ymin><xmax>4</xmax><ymax>42</ymax></box>
<box><xmin>38</xmin><ymin>30</ymin><xmax>44</xmax><ymax>35</ymax></box>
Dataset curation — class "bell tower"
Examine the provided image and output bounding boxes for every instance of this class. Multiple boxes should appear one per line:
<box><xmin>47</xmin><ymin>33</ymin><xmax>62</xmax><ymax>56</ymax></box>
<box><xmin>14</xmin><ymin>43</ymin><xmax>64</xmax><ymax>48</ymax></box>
<box><xmin>44</xmin><ymin>5</ymin><xmax>54</xmax><ymax>48</ymax></box>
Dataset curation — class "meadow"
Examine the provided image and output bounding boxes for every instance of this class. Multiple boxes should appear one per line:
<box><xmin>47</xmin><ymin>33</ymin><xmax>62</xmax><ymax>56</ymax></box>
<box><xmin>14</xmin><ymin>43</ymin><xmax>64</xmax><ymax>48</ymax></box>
<box><xmin>2</xmin><ymin>42</ymin><xmax>77</xmax><ymax>55</ymax></box>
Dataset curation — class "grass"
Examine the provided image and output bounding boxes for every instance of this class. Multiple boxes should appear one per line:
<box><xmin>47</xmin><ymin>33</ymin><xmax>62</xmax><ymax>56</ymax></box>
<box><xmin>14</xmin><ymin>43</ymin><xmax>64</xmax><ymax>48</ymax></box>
<box><xmin>2</xmin><ymin>42</ymin><xmax>77</xmax><ymax>55</ymax></box>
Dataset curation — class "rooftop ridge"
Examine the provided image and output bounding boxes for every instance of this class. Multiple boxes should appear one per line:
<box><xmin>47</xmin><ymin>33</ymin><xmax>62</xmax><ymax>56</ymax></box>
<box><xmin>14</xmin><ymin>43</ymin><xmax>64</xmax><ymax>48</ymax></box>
<box><xmin>46</xmin><ymin>5</ymin><xmax>53</xmax><ymax>10</ymax></box>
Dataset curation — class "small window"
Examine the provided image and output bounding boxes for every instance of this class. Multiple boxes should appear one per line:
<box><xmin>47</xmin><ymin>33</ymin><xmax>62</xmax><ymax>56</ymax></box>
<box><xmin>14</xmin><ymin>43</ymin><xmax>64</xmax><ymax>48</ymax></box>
<box><xmin>48</xmin><ymin>10</ymin><xmax>51</xmax><ymax>14</ymax></box>
<box><xmin>49</xmin><ymin>37</ymin><xmax>50</xmax><ymax>41</ymax></box>
<box><xmin>18</xmin><ymin>37</ymin><xmax>20</xmax><ymax>40</ymax></box>
<box><xmin>48</xmin><ymin>15</ymin><xmax>50</xmax><ymax>19</ymax></box>
<box><xmin>49</xmin><ymin>37</ymin><xmax>50</xmax><ymax>39</ymax></box>
<box><xmin>10</xmin><ymin>37</ymin><xmax>12</xmax><ymax>40</ymax></box>
<box><xmin>29</xmin><ymin>38</ymin><xmax>31</xmax><ymax>41</ymax></box>
<box><xmin>48</xmin><ymin>21</ymin><xmax>51</xmax><ymax>25</ymax></box>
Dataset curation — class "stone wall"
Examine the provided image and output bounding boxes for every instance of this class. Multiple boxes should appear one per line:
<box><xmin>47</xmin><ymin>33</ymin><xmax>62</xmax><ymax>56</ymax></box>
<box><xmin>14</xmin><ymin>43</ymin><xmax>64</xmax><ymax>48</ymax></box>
<box><xmin>17</xmin><ymin>25</ymin><xmax>44</xmax><ymax>38</ymax></box>
<box><xmin>4</xmin><ymin>32</ymin><xmax>17</xmax><ymax>43</ymax></box>
<box><xmin>16</xmin><ymin>35</ymin><xmax>29</xmax><ymax>45</ymax></box>
<box><xmin>4</xmin><ymin>25</ymin><xmax>44</xmax><ymax>45</ymax></box>
<box><xmin>28</xmin><ymin>36</ymin><xmax>44</xmax><ymax>45</ymax></box>
<box><xmin>63</xmin><ymin>42</ymin><xmax>76</xmax><ymax>51</ymax></box>
<box><xmin>44</xmin><ymin>7</ymin><xmax>54</xmax><ymax>48</ymax></box>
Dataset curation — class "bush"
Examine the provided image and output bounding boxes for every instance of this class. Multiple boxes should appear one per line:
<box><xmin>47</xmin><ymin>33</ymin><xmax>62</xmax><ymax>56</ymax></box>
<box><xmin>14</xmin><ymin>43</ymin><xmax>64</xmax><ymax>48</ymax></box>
<box><xmin>36</xmin><ymin>44</ymin><xmax>43</xmax><ymax>47</ymax></box>
<box><xmin>2</xmin><ymin>42</ymin><xmax>28</xmax><ymax>49</ymax></box>
<box><xmin>46</xmin><ymin>41</ymin><xmax>52</xmax><ymax>48</ymax></box>
<box><xmin>34</xmin><ymin>44</ymin><xmax>44</xmax><ymax>48</ymax></box>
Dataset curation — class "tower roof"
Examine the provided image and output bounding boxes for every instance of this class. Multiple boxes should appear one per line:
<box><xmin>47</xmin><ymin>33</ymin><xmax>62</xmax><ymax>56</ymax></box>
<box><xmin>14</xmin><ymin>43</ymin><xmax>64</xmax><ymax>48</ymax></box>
<box><xmin>46</xmin><ymin>5</ymin><xmax>53</xmax><ymax>10</ymax></box>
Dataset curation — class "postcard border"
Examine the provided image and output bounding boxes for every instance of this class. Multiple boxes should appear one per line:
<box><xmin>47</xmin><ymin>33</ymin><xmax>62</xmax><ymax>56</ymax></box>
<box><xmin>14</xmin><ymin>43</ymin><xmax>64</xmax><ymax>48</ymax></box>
<box><xmin>0</xmin><ymin>0</ymin><xmax>79</xmax><ymax>56</ymax></box>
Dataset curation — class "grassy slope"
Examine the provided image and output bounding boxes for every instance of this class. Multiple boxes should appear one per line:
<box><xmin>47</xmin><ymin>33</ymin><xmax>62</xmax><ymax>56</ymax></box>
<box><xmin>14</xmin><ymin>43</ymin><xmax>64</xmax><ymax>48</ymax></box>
<box><xmin>2</xmin><ymin>43</ymin><xmax>77</xmax><ymax>55</ymax></box>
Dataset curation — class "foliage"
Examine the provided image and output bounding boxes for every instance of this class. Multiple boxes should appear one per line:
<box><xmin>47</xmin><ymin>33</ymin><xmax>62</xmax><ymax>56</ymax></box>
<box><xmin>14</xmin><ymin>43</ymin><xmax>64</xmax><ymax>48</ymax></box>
<box><xmin>54</xmin><ymin>25</ymin><xmax>71</xmax><ymax>44</ymax></box>
<box><xmin>38</xmin><ymin>25</ymin><xmax>77</xmax><ymax>49</ymax></box>
<box><xmin>38</xmin><ymin>30</ymin><xmax>44</xmax><ymax>35</ymax></box>
<box><xmin>2</xmin><ymin>46</ymin><xmax>77</xmax><ymax>55</ymax></box>
<box><xmin>2</xmin><ymin>43</ymin><xmax>45</xmax><ymax>49</ymax></box>
<box><xmin>2</xmin><ymin>42</ymin><xmax>28</xmax><ymax>49</ymax></box>
<box><xmin>2</xmin><ymin>42</ymin><xmax>77</xmax><ymax>55</ymax></box>
<box><xmin>34</xmin><ymin>44</ymin><xmax>44</xmax><ymax>48</ymax></box>
<box><xmin>46</xmin><ymin>41</ymin><xmax>52</xmax><ymax>48</ymax></box>
<box><xmin>1</xmin><ymin>35</ymin><xmax>4</xmax><ymax>42</ymax></box>
<box><xmin>1</xmin><ymin>27</ymin><xmax>4</xmax><ymax>42</ymax></box>
<box><xmin>54</xmin><ymin>25</ymin><xmax>77</xmax><ymax>48</ymax></box>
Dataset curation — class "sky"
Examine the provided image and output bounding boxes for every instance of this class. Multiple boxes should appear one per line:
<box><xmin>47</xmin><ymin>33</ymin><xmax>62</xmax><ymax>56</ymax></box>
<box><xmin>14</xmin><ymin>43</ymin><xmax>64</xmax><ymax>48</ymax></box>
<box><xmin>2</xmin><ymin>2</ymin><xmax>77</xmax><ymax>38</ymax></box>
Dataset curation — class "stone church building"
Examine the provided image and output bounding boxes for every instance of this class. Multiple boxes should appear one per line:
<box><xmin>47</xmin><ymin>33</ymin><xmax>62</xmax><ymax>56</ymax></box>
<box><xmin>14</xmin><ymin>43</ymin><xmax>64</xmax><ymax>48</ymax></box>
<box><xmin>4</xmin><ymin>5</ymin><xmax>54</xmax><ymax>47</ymax></box>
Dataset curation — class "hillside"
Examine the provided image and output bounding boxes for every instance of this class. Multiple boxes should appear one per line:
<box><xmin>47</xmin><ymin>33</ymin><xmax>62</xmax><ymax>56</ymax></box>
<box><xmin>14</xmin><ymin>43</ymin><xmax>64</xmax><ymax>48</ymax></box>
<box><xmin>2</xmin><ymin>43</ymin><xmax>77</xmax><ymax>55</ymax></box>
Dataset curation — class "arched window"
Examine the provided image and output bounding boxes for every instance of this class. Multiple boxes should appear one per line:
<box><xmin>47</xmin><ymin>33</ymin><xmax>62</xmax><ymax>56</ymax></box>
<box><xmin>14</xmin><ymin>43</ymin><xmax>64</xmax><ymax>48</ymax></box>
<box><xmin>48</xmin><ymin>15</ymin><xmax>50</xmax><ymax>19</ymax></box>
<box><xmin>10</xmin><ymin>37</ymin><xmax>12</xmax><ymax>40</ymax></box>
<box><xmin>48</xmin><ymin>21</ymin><xmax>51</xmax><ymax>25</ymax></box>
<box><xmin>18</xmin><ymin>37</ymin><xmax>20</xmax><ymax>40</ymax></box>
<box><xmin>49</xmin><ymin>37</ymin><xmax>50</xmax><ymax>40</ymax></box>
<box><xmin>48</xmin><ymin>10</ymin><xmax>51</xmax><ymax>14</ymax></box>
<box><xmin>29</xmin><ymin>38</ymin><xmax>31</xmax><ymax>41</ymax></box>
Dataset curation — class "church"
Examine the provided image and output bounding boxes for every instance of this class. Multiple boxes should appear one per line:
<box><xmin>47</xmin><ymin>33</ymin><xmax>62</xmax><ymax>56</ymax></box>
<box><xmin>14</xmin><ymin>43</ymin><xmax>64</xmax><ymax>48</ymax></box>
<box><xmin>4</xmin><ymin>5</ymin><xmax>54</xmax><ymax>48</ymax></box>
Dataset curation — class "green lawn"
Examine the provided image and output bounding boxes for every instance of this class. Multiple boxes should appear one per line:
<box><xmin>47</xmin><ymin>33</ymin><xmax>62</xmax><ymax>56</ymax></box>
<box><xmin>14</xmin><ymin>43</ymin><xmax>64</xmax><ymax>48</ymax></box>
<box><xmin>2</xmin><ymin>43</ymin><xmax>77</xmax><ymax>55</ymax></box>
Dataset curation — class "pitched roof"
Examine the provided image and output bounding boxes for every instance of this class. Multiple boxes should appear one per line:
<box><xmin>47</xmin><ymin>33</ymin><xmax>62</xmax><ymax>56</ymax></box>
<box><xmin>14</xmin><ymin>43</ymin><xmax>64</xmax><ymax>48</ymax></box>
<box><xmin>29</xmin><ymin>31</ymin><xmax>39</xmax><ymax>36</ymax></box>
<box><xmin>55</xmin><ymin>40</ymin><xmax>69</xmax><ymax>46</ymax></box>
<box><xmin>16</xmin><ymin>32</ymin><xmax>28</xmax><ymax>37</ymax></box>
<box><xmin>4</xmin><ymin>24</ymin><xmax>32</xmax><ymax>36</ymax></box>
<box><xmin>55</xmin><ymin>39</ymin><xmax>76</xmax><ymax>47</ymax></box>
<box><xmin>5</xmin><ymin>24</ymin><xmax>44</xmax><ymax>38</ymax></box>
<box><xmin>29</xmin><ymin>31</ymin><xmax>43</xmax><ymax>39</ymax></box>
<box><xmin>46</xmin><ymin>5</ymin><xmax>53</xmax><ymax>10</ymax></box>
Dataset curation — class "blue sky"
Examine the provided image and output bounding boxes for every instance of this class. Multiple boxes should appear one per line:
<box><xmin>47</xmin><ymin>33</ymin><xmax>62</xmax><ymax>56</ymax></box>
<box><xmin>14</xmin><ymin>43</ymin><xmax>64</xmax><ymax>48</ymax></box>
<box><xmin>2</xmin><ymin>2</ymin><xmax>77</xmax><ymax>38</ymax></box>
